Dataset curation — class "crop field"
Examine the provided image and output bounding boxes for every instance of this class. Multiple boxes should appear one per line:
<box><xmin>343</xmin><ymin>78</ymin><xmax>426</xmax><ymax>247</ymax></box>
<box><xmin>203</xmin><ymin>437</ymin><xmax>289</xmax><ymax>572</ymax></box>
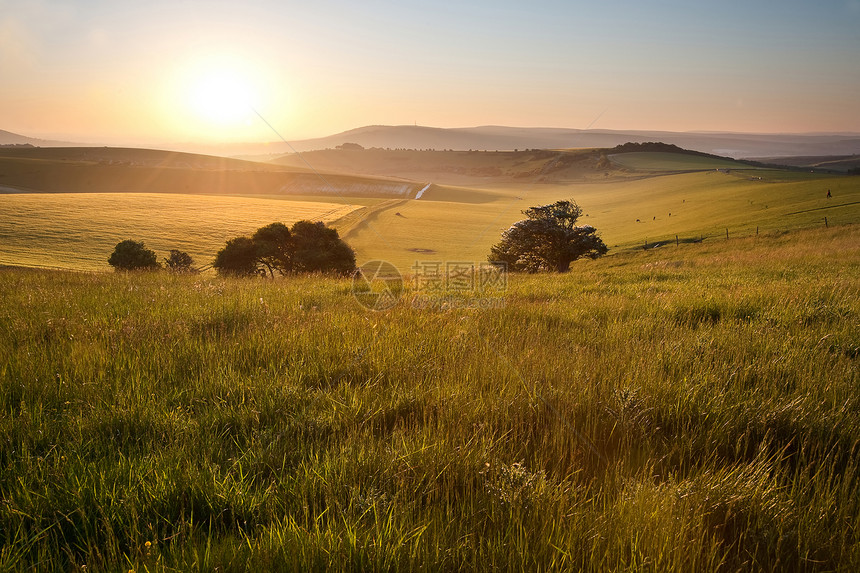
<box><xmin>0</xmin><ymin>193</ymin><xmax>358</xmax><ymax>271</ymax></box>
<box><xmin>1</xmin><ymin>224</ymin><xmax>858</xmax><ymax>570</ymax></box>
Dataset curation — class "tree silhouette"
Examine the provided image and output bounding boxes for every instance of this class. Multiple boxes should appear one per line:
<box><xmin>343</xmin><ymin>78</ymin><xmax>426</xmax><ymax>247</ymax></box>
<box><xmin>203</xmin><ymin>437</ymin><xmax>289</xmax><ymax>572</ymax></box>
<box><xmin>489</xmin><ymin>200</ymin><xmax>607</xmax><ymax>272</ymax></box>
<box><xmin>290</xmin><ymin>220</ymin><xmax>356</xmax><ymax>274</ymax></box>
<box><xmin>213</xmin><ymin>221</ymin><xmax>356</xmax><ymax>277</ymax></box>
<box><xmin>252</xmin><ymin>222</ymin><xmax>293</xmax><ymax>277</ymax></box>
<box><xmin>213</xmin><ymin>237</ymin><xmax>260</xmax><ymax>277</ymax></box>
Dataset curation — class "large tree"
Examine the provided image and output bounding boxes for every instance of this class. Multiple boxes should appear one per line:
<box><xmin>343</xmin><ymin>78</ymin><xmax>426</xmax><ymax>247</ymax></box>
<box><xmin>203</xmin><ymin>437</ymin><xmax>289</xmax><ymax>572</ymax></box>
<box><xmin>252</xmin><ymin>222</ymin><xmax>293</xmax><ymax>277</ymax></box>
<box><xmin>212</xmin><ymin>221</ymin><xmax>356</xmax><ymax>277</ymax></box>
<box><xmin>489</xmin><ymin>200</ymin><xmax>608</xmax><ymax>272</ymax></box>
<box><xmin>212</xmin><ymin>237</ymin><xmax>260</xmax><ymax>277</ymax></box>
<box><xmin>290</xmin><ymin>220</ymin><xmax>356</xmax><ymax>274</ymax></box>
<box><xmin>108</xmin><ymin>240</ymin><xmax>160</xmax><ymax>271</ymax></box>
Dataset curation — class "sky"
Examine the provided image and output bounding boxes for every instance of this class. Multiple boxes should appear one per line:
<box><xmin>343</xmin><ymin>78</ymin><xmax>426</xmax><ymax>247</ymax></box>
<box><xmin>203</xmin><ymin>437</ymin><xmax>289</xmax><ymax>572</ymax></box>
<box><xmin>2</xmin><ymin>0</ymin><xmax>859</xmax><ymax>145</ymax></box>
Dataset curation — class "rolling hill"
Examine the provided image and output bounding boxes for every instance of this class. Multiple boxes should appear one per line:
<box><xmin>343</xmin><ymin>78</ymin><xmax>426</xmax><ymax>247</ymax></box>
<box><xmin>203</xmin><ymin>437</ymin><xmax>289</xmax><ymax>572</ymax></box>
<box><xmin>7</xmin><ymin>125</ymin><xmax>860</xmax><ymax>159</ymax></box>
<box><xmin>1</xmin><ymin>143</ymin><xmax>857</xmax><ymax>272</ymax></box>
<box><xmin>273</xmin><ymin>125</ymin><xmax>860</xmax><ymax>159</ymax></box>
<box><xmin>0</xmin><ymin>146</ymin><xmax>426</xmax><ymax>199</ymax></box>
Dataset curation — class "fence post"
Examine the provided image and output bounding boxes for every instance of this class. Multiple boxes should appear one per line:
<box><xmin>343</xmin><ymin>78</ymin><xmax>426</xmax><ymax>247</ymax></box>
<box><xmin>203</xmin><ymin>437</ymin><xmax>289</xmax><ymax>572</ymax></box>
<box><xmin>756</xmin><ymin>226</ymin><xmax>759</xmax><ymax>236</ymax></box>
<box><xmin>726</xmin><ymin>228</ymin><xmax>729</xmax><ymax>240</ymax></box>
<box><xmin>675</xmin><ymin>234</ymin><xmax>679</xmax><ymax>246</ymax></box>
<box><xmin>824</xmin><ymin>217</ymin><xmax>828</xmax><ymax>228</ymax></box>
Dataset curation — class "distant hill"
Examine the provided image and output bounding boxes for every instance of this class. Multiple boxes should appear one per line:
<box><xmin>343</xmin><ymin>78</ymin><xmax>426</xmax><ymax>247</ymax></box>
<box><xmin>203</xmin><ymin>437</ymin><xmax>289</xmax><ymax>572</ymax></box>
<box><xmin>747</xmin><ymin>154</ymin><xmax>860</xmax><ymax>173</ymax></box>
<box><xmin>276</xmin><ymin>126</ymin><xmax>860</xmax><ymax>159</ymax></box>
<box><xmin>7</xmin><ymin>125</ymin><xmax>860</xmax><ymax>160</ymax></box>
<box><xmin>0</xmin><ymin>129</ymin><xmax>78</xmax><ymax>147</ymax></box>
<box><xmin>0</xmin><ymin>146</ymin><xmax>426</xmax><ymax>199</ymax></box>
<box><xmin>271</xmin><ymin>144</ymin><xmax>766</xmax><ymax>186</ymax></box>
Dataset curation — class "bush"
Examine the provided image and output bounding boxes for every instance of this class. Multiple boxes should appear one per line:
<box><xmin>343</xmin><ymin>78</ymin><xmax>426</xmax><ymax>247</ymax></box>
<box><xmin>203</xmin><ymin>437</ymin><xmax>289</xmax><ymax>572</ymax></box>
<box><xmin>164</xmin><ymin>250</ymin><xmax>196</xmax><ymax>273</ymax></box>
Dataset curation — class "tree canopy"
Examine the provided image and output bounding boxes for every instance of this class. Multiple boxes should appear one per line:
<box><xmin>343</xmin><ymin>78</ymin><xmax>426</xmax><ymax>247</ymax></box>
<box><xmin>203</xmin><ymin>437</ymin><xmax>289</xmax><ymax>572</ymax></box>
<box><xmin>213</xmin><ymin>237</ymin><xmax>260</xmax><ymax>277</ymax></box>
<box><xmin>213</xmin><ymin>221</ymin><xmax>356</xmax><ymax>277</ymax></box>
<box><xmin>108</xmin><ymin>240</ymin><xmax>160</xmax><ymax>271</ymax></box>
<box><xmin>489</xmin><ymin>200</ymin><xmax>608</xmax><ymax>272</ymax></box>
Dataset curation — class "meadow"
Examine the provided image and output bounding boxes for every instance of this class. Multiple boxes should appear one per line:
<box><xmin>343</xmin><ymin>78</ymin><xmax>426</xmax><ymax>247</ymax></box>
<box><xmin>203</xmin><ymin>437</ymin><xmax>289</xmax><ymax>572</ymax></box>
<box><xmin>1</xmin><ymin>224</ymin><xmax>858</xmax><ymax>571</ymax></box>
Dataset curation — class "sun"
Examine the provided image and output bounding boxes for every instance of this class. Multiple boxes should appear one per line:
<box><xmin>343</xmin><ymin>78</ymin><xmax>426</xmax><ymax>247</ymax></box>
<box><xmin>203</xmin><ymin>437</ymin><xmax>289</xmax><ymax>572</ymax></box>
<box><xmin>165</xmin><ymin>53</ymin><xmax>267</xmax><ymax>134</ymax></box>
<box><xmin>161</xmin><ymin>51</ymin><xmax>287</xmax><ymax>140</ymax></box>
<box><xmin>186</xmin><ymin>64</ymin><xmax>258</xmax><ymax>126</ymax></box>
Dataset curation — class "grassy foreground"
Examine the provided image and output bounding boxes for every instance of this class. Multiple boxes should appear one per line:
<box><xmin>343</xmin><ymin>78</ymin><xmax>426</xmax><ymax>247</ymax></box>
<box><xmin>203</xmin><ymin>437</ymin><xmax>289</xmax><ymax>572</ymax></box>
<box><xmin>1</xmin><ymin>225</ymin><xmax>858</xmax><ymax>571</ymax></box>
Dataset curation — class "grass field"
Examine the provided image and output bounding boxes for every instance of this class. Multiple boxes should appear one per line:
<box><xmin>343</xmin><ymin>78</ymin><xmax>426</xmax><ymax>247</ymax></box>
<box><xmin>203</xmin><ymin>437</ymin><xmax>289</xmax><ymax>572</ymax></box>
<box><xmin>345</xmin><ymin>170</ymin><xmax>859</xmax><ymax>269</ymax></box>
<box><xmin>1</xmin><ymin>224</ymin><xmax>858</xmax><ymax>570</ymax></box>
<box><xmin>0</xmin><ymin>194</ymin><xmax>358</xmax><ymax>271</ymax></box>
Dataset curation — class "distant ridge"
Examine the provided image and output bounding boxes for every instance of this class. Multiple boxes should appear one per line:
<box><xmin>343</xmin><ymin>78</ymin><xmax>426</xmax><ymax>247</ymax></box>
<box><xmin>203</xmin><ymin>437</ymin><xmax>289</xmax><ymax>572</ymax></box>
<box><xmin>0</xmin><ymin>129</ymin><xmax>79</xmax><ymax>147</ymax></box>
<box><xmin>6</xmin><ymin>126</ymin><xmax>860</xmax><ymax>159</ymax></box>
<box><xmin>280</xmin><ymin>126</ymin><xmax>860</xmax><ymax>159</ymax></box>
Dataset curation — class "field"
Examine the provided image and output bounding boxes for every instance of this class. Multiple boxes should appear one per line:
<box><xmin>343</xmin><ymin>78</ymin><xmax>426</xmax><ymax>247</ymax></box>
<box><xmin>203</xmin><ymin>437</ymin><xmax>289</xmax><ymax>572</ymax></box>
<box><xmin>0</xmin><ymin>193</ymin><xmax>358</xmax><ymax>271</ymax></box>
<box><xmin>1</xmin><ymin>145</ymin><xmax>859</xmax><ymax>569</ymax></box>
<box><xmin>1</xmin><ymin>147</ymin><xmax>857</xmax><ymax>272</ymax></box>
<box><xmin>608</xmin><ymin>152</ymin><xmax>758</xmax><ymax>171</ymax></box>
<box><xmin>344</xmin><ymin>169</ymin><xmax>858</xmax><ymax>269</ymax></box>
<box><xmin>1</xmin><ymin>224</ymin><xmax>858</xmax><ymax>570</ymax></box>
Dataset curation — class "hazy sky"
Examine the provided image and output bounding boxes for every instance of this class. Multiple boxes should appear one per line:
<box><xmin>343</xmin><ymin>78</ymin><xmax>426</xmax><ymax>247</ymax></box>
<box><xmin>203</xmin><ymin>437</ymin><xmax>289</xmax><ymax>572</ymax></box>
<box><xmin>2</xmin><ymin>0</ymin><xmax>859</xmax><ymax>144</ymax></box>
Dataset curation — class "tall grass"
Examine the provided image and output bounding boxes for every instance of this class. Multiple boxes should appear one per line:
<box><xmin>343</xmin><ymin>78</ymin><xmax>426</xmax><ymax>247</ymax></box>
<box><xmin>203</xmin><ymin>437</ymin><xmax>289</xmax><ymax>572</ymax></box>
<box><xmin>1</xmin><ymin>225</ymin><xmax>858</xmax><ymax>571</ymax></box>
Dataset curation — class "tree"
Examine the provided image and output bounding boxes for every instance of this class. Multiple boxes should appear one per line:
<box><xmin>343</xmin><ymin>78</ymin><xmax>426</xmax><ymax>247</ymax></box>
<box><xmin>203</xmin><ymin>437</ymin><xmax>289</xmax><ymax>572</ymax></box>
<box><xmin>213</xmin><ymin>221</ymin><xmax>356</xmax><ymax>278</ymax></box>
<box><xmin>108</xmin><ymin>240</ymin><xmax>160</xmax><ymax>271</ymax></box>
<box><xmin>213</xmin><ymin>237</ymin><xmax>259</xmax><ymax>277</ymax></box>
<box><xmin>252</xmin><ymin>222</ymin><xmax>292</xmax><ymax>277</ymax></box>
<box><xmin>164</xmin><ymin>249</ymin><xmax>195</xmax><ymax>273</ymax></box>
<box><xmin>489</xmin><ymin>200</ymin><xmax>608</xmax><ymax>272</ymax></box>
<box><xmin>290</xmin><ymin>220</ymin><xmax>356</xmax><ymax>274</ymax></box>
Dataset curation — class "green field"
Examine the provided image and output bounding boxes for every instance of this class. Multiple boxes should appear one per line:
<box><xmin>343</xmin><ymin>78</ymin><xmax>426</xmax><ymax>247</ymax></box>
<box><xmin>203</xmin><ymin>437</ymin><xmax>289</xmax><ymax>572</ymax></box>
<box><xmin>1</xmin><ymin>225</ymin><xmax>858</xmax><ymax>570</ymax></box>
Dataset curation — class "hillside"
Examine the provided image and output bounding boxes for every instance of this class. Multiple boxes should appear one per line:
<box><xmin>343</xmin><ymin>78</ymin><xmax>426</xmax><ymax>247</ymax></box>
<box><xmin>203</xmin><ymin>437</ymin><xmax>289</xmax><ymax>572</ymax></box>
<box><xmin>0</xmin><ymin>146</ymin><xmax>426</xmax><ymax>199</ymax></box>
<box><xmin>272</xmin><ymin>148</ymin><xmax>625</xmax><ymax>186</ymax></box>
<box><xmin>0</xmin><ymin>128</ymin><xmax>77</xmax><ymax>147</ymax></box>
<box><xmin>749</xmin><ymin>154</ymin><xmax>860</xmax><ymax>173</ymax></box>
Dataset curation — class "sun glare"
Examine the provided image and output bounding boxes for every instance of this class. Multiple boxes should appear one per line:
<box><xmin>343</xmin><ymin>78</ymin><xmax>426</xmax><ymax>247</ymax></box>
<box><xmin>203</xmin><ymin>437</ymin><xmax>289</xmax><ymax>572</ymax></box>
<box><xmin>163</xmin><ymin>53</ymin><xmax>272</xmax><ymax>138</ymax></box>
<box><xmin>188</xmin><ymin>67</ymin><xmax>256</xmax><ymax>126</ymax></box>
<box><xmin>188</xmin><ymin>67</ymin><xmax>256</xmax><ymax>125</ymax></box>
